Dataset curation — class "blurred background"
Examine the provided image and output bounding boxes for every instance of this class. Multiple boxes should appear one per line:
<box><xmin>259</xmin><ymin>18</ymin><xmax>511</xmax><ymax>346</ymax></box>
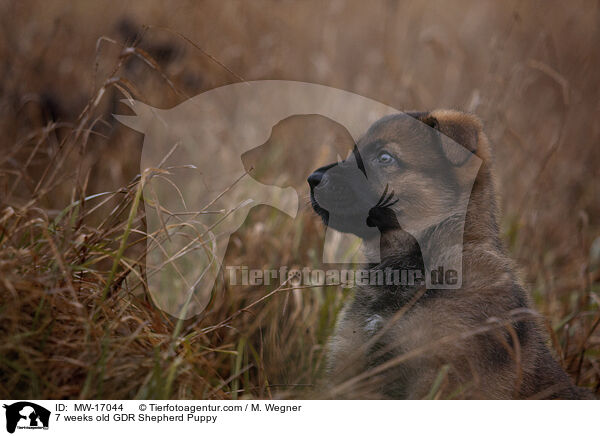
<box><xmin>0</xmin><ymin>0</ymin><xmax>599</xmax><ymax>399</ymax></box>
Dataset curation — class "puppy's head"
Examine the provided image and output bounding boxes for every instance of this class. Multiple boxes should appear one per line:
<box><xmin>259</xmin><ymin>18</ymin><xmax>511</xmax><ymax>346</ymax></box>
<box><xmin>308</xmin><ymin>110</ymin><xmax>485</xmax><ymax>239</ymax></box>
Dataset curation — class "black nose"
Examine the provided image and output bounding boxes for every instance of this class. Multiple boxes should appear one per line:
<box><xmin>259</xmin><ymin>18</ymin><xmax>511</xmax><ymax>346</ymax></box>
<box><xmin>308</xmin><ymin>162</ymin><xmax>337</xmax><ymax>189</ymax></box>
<box><xmin>307</xmin><ymin>171</ymin><xmax>323</xmax><ymax>189</ymax></box>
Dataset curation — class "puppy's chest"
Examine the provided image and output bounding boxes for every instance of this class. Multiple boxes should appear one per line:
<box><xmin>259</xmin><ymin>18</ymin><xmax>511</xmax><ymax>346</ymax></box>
<box><xmin>362</xmin><ymin>314</ymin><xmax>385</xmax><ymax>336</ymax></box>
<box><xmin>353</xmin><ymin>285</ymin><xmax>417</xmax><ymax>336</ymax></box>
<box><xmin>352</xmin><ymin>285</ymin><xmax>432</xmax><ymax>340</ymax></box>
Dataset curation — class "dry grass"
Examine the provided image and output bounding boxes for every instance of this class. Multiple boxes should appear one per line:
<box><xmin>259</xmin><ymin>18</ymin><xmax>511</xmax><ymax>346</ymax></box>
<box><xmin>1</xmin><ymin>0</ymin><xmax>599</xmax><ymax>399</ymax></box>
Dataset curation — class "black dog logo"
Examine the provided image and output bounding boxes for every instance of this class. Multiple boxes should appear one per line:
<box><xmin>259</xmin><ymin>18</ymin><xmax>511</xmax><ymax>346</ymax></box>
<box><xmin>3</xmin><ymin>402</ymin><xmax>50</xmax><ymax>434</ymax></box>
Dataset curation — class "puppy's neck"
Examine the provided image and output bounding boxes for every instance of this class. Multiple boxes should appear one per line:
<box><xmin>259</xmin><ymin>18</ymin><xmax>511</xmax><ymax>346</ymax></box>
<box><xmin>364</xmin><ymin>228</ymin><xmax>425</xmax><ymax>271</ymax></box>
<box><xmin>463</xmin><ymin>161</ymin><xmax>501</xmax><ymax>246</ymax></box>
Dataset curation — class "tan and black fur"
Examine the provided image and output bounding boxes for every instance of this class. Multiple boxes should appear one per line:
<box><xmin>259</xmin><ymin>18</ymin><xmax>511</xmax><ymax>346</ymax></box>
<box><xmin>308</xmin><ymin>110</ymin><xmax>593</xmax><ymax>399</ymax></box>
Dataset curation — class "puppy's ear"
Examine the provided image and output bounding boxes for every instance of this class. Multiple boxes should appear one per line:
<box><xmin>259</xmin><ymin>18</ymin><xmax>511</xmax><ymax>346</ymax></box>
<box><xmin>408</xmin><ymin>110</ymin><xmax>483</xmax><ymax>166</ymax></box>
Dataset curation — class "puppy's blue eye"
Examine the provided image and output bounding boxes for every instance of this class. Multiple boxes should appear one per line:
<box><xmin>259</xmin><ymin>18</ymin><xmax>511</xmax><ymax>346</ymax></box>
<box><xmin>376</xmin><ymin>151</ymin><xmax>395</xmax><ymax>164</ymax></box>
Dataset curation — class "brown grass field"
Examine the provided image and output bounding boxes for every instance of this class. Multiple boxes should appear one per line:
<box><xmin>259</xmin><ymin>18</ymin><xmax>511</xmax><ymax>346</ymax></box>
<box><xmin>1</xmin><ymin>0</ymin><xmax>599</xmax><ymax>399</ymax></box>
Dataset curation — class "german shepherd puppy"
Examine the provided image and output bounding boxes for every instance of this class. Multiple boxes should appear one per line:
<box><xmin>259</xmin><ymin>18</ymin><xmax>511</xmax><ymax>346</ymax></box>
<box><xmin>308</xmin><ymin>110</ymin><xmax>593</xmax><ymax>399</ymax></box>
